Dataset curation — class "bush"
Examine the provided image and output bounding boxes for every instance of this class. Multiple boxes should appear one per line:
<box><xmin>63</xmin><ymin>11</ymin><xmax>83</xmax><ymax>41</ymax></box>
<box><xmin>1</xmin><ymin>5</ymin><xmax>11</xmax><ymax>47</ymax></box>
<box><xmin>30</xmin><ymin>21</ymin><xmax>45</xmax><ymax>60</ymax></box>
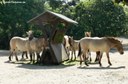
<box><xmin>74</xmin><ymin>0</ymin><xmax>127</xmax><ymax>38</ymax></box>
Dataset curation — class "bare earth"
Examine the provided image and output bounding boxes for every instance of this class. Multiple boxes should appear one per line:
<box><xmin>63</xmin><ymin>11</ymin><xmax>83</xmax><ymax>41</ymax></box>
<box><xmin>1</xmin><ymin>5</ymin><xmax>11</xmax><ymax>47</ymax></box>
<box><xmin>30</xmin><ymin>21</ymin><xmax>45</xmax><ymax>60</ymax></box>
<box><xmin>0</xmin><ymin>37</ymin><xmax>128</xmax><ymax>84</ymax></box>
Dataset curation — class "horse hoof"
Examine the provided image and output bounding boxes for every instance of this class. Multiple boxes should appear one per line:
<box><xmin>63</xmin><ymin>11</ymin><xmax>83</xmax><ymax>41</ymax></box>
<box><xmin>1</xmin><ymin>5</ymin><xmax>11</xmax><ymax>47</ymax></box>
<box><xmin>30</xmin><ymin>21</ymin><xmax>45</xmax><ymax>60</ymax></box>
<box><xmin>99</xmin><ymin>64</ymin><xmax>102</xmax><ymax>67</ymax></box>
<box><xmin>109</xmin><ymin>64</ymin><xmax>112</xmax><ymax>66</ymax></box>
<box><xmin>108</xmin><ymin>62</ymin><xmax>112</xmax><ymax>66</ymax></box>
<box><xmin>84</xmin><ymin>62</ymin><xmax>89</xmax><ymax>66</ymax></box>
<box><xmin>86</xmin><ymin>64</ymin><xmax>89</xmax><ymax>66</ymax></box>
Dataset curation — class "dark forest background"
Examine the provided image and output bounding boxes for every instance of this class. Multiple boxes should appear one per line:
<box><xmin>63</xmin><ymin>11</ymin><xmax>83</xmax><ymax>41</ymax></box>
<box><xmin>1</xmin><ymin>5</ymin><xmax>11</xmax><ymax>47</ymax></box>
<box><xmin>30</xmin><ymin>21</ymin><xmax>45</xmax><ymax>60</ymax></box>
<box><xmin>0</xmin><ymin>0</ymin><xmax>128</xmax><ymax>49</ymax></box>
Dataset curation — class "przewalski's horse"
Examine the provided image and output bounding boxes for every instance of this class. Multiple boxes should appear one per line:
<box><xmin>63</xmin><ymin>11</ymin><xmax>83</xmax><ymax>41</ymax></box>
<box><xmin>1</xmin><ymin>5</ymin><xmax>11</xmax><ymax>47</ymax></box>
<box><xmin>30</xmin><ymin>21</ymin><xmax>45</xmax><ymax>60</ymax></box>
<box><xmin>78</xmin><ymin>37</ymin><xmax>124</xmax><ymax>67</ymax></box>
<box><xmin>85</xmin><ymin>32</ymin><xmax>100</xmax><ymax>62</ymax></box>
<box><xmin>28</xmin><ymin>37</ymin><xmax>49</xmax><ymax>63</ymax></box>
<box><xmin>63</xmin><ymin>35</ymin><xmax>71</xmax><ymax>59</ymax></box>
<box><xmin>9</xmin><ymin>36</ymin><xmax>30</xmax><ymax>61</ymax></box>
<box><xmin>67</xmin><ymin>32</ymin><xmax>91</xmax><ymax>60</ymax></box>
<box><xmin>68</xmin><ymin>36</ymin><xmax>79</xmax><ymax>60</ymax></box>
<box><xmin>9</xmin><ymin>30</ymin><xmax>34</xmax><ymax>61</ymax></box>
<box><xmin>9</xmin><ymin>36</ymin><xmax>48</xmax><ymax>62</ymax></box>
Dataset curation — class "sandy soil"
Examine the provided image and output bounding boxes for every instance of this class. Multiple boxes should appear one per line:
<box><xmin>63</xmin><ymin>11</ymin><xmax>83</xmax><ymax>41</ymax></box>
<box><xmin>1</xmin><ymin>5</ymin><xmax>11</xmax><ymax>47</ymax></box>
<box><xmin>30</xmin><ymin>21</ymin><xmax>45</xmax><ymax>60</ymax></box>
<box><xmin>0</xmin><ymin>37</ymin><xmax>128</xmax><ymax>84</ymax></box>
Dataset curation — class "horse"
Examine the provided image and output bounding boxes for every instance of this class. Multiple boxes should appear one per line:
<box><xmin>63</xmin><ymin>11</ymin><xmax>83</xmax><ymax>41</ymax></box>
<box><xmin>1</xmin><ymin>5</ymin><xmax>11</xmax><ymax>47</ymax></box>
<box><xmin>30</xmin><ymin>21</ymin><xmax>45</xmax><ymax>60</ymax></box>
<box><xmin>9</xmin><ymin>30</ymin><xmax>34</xmax><ymax>61</ymax></box>
<box><xmin>68</xmin><ymin>36</ymin><xmax>79</xmax><ymax>60</ymax></box>
<box><xmin>9</xmin><ymin>36</ymin><xmax>30</xmax><ymax>61</ymax></box>
<box><xmin>9</xmin><ymin>30</ymin><xmax>48</xmax><ymax>61</ymax></box>
<box><xmin>63</xmin><ymin>35</ymin><xmax>71</xmax><ymax>59</ymax></box>
<box><xmin>85</xmin><ymin>32</ymin><xmax>100</xmax><ymax>62</ymax></box>
<box><xmin>9</xmin><ymin>36</ymin><xmax>49</xmax><ymax>62</ymax></box>
<box><xmin>78</xmin><ymin>37</ymin><xmax>124</xmax><ymax>66</ymax></box>
<box><xmin>28</xmin><ymin>37</ymin><xmax>49</xmax><ymax>63</ymax></box>
<box><xmin>63</xmin><ymin>32</ymin><xmax>92</xmax><ymax>61</ymax></box>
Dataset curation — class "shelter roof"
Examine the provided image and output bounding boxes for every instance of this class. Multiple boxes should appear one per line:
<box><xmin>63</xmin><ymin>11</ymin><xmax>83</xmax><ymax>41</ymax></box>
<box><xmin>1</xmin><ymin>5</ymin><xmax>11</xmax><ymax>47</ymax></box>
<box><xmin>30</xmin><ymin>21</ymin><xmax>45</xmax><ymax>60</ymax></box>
<box><xmin>27</xmin><ymin>10</ymin><xmax>78</xmax><ymax>25</ymax></box>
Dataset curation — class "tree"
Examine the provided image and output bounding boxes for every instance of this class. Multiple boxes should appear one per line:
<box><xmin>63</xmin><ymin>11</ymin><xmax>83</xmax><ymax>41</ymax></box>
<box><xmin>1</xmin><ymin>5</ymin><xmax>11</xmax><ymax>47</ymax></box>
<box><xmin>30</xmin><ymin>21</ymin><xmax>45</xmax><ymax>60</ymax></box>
<box><xmin>74</xmin><ymin>0</ymin><xmax>126</xmax><ymax>39</ymax></box>
<box><xmin>0</xmin><ymin>0</ymin><xmax>45</xmax><ymax>49</ymax></box>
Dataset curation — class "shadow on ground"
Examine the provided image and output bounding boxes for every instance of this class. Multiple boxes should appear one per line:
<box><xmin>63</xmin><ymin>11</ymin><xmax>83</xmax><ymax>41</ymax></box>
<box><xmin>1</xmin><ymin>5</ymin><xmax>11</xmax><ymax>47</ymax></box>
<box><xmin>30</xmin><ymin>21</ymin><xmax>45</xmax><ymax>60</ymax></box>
<box><xmin>77</xmin><ymin>66</ymin><xmax>125</xmax><ymax>70</ymax></box>
<box><xmin>4</xmin><ymin>60</ymin><xmax>77</xmax><ymax>70</ymax></box>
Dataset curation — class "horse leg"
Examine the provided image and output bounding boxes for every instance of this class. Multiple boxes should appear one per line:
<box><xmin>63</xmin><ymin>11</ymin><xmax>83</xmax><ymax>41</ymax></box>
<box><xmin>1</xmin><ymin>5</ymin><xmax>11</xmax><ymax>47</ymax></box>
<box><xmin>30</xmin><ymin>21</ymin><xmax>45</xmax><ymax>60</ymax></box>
<box><xmin>95</xmin><ymin>51</ymin><xmax>100</xmax><ymax>62</ymax></box>
<box><xmin>30</xmin><ymin>52</ymin><xmax>33</xmax><ymax>62</ymax></box>
<box><xmin>36</xmin><ymin>52</ymin><xmax>41</xmax><ymax>63</ymax></box>
<box><xmin>22</xmin><ymin>51</ymin><xmax>28</xmax><ymax>59</ymax></box>
<box><xmin>98</xmin><ymin>52</ymin><xmax>103</xmax><ymax>67</ymax></box>
<box><xmin>74</xmin><ymin>49</ymin><xmax>76</xmax><ymax>60</ymax></box>
<box><xmin>21</xmin><ymin>51</ymin><xmax>26</xmax><ymax>60</ymax></box>
<box><xmin>9</xmin><ymin>52</ymin><xmax>13</xmax><ymax>61</ymax></box>
<box><xmin>80</xmin><ymin>53</ymin><xmax>83</xmax><ymax>66</ymax></box>
<box><xmin>71</xmin><ymin>49</ymin><xmax>73</xmax><ymax>61</ymax></box>
<box><xmin>83</xmin><ymin>52</ymin><xmax>89</xmax><ymax>66</ymax></box>
<box><xmin>106</xmin><ymin>52</ymin><xmax>112</xmax><ymax>66</ymax></box>
<box><xmin>33</xmin><ymin>53</ymin><xmax>35</xmax><ymax>63</ymax></box>
<box><xmin>14</xmin><ymin>52</ymin><xmax>18</xmax><ymax>61</ymax></box>
<box><xmin>21</xmin><ymin>52</ymin><xmax>25</xmax><ymax>60</ymax></box>
<box><xmin>88</xmin><ymin>50</ymin><xmax>91</xmax><ymax>62</ymax></box>
<box><xmin>25</xmin><ymin>52</ymin><xmax>28</xmax><ymax>59</ymax></box>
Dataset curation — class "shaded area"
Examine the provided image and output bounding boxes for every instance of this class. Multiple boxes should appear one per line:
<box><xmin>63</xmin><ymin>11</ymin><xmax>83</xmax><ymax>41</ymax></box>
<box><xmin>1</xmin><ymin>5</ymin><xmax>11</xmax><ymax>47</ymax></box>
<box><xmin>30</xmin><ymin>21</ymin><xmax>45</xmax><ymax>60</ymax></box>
<box><xmin>78</xmin><ymin>66</ymin><xmax>125</xmax><ymax>70</ymax></box>
<box><xmin>16</xmin><ymin>63</ymin><xmax>75</xmax><ymax>70</ymax></box>
<box><xmin>4</xmin><ymin>60</ymin><xmax>76</xmax><ymax>70</ymax></box>
<box><xmin>0</xmin><ymin>50</ymin><xmax>10</xmax><ymax>56</ymax></box>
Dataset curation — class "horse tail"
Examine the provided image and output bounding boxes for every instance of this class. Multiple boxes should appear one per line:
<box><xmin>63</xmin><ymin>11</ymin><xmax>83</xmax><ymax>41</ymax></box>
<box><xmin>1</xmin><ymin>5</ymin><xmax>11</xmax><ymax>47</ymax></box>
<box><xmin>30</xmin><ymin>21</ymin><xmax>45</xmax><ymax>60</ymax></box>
<box><xmin>78</xmin><ymin>43</ymin><xmax>81</xmax><ymax>57</ymax></box>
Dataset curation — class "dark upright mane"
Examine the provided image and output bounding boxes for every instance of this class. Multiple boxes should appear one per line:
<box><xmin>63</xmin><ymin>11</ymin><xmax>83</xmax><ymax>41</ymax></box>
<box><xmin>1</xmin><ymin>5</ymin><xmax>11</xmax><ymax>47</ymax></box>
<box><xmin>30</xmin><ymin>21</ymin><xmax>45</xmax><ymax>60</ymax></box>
<box><xmin>106</xmin><ymin>37</ymin><xmax>121</xmax><ymax>44</ymax></box>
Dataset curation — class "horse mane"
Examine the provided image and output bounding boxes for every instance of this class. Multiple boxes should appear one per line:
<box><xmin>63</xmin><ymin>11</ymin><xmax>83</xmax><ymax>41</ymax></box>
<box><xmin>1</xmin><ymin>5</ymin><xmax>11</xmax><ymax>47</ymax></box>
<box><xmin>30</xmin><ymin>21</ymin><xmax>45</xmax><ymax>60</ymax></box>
<box><xmin>106</xmin><ymin>37</ymin><xmax>121</xmax><ymax>44</ymax></box>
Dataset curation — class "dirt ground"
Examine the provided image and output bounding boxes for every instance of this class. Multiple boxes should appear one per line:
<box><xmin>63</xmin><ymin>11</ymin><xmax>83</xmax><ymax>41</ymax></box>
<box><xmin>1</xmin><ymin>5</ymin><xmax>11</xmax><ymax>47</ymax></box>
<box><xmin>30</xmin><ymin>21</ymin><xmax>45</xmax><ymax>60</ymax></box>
<box><xmin>0</xmin><ymin>37</ymin><xmax>128</xmax><ymax>84</ymax></box>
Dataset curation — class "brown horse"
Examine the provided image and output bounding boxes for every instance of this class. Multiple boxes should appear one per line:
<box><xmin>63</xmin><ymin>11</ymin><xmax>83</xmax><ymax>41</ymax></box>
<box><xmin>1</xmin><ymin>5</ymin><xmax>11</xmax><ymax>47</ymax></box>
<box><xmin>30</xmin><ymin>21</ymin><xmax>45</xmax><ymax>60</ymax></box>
<box><xmin>68</xmin><ymin>36</ymin><xmax>79</xmax><ymax>60</ymax></box>
<box><xmin>78</xmin><ymin>37</ymin><xmax>124</xmax><ymax>66</ymax></box>
<box><xmin>63</xmin><ymin>35</ymin><xmax>72</xmax><ymax>59</ymax></box>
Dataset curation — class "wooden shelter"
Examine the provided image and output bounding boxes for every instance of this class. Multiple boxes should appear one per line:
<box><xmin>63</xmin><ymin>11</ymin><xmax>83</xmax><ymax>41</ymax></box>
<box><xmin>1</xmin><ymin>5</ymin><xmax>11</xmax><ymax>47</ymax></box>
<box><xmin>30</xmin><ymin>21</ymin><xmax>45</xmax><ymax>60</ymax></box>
<box><xmin>28</xmin><ymin>10</ymin><xmax>78</xmax><ymax>64</ymax></box>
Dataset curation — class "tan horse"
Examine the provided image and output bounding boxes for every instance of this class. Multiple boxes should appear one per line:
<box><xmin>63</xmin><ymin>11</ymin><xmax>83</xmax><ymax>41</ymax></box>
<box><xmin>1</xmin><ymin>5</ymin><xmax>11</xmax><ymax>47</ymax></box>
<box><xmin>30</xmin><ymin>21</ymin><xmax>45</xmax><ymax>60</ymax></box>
<box><xmin>9</xmin><ymin>36</ymin><xmax>49</xmax><ymax>62</ymax></box>
<box><xmin>78</xmin><ymin>37</ymin><xmax>124</xmax><ymax>66</ymax></box>
<box><xmin>9</xmin><ymin>30</ymin><xmax>34</xmax><ymax>61</ymax></box>
<box><xmin>9</xmin><ymin>37</ymin><xmax>30</xmax><ymax>61</ymax></box>
<box><xmin>85</xmin><ymin>32</ymin><xmax>100</xmax><ymax>62</ymax></box>
<box><xmin>63</xmin><ymin>32</ymin><xmax>91</xmax><ymax>60</ymax></box>
<box><xmin>29</xmin><ymin>37</ymin><xmax>49</xmax><ymax>62</ymax></box>
<box><xmin>68</xmin><ymin>37</ymin><xmax>79</xmax><ymax>60</ymax></box>
<box><xmin>63</xmin><ymin>35</ymin><xmax>71</xmax><ymax>59</ymax></box>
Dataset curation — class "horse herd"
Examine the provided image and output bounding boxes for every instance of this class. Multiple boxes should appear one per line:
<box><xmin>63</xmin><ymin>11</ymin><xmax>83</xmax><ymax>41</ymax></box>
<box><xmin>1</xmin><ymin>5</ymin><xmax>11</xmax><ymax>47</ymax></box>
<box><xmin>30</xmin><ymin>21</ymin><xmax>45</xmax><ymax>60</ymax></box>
<box><xmin>8</xmin><ymin>31</ymin><xmax>124</xmax><ymax>67</ymax></box>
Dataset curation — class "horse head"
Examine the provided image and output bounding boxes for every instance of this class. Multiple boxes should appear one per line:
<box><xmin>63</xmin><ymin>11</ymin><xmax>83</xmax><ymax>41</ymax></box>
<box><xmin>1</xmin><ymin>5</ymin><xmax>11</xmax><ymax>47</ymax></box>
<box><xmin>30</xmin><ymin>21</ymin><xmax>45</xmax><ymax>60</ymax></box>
<box><xmin>116</xmin><ymin>42</ymin><xmax>124</xmax><ymax>54</ymax></box>
<box><xmin>68</xmin><ymin>36</ymin><xmax>74</xmax><ymax>47</ymax></box>
<box><xmin>108</xmin><ymin>37</ymin><xmax>124</xmax><ymax>55</ymax></box>
<box><xmin>26</xmin><ymin>30</ymin><xmax>34</xmax><ymax>40</ymax></box>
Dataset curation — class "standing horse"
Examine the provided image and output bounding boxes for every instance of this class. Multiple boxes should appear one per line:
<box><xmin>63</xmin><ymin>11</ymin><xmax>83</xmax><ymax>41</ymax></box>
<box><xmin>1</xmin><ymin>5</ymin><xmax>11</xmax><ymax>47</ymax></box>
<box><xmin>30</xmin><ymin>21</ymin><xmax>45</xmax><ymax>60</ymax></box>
<box><xmin>9</xmin><ymin>37</ymin><xmax>30</xmax><ymax>61</ymax></box>
<box><xmin>78</xmin><ymin>37</ymin><xmax>124</xmax><ymax>66</ymax></box>
<box><xmin>63</xmin><ymin>35</ymin><xmax>71</xmax><ymax>59</ymax></box>
<box><xmin>9</xmin><ymin>30</ymin><xmax>34</xmax><ymax>61</ymax></box>
<box><xmin>9</xmin><ymin>36</ymin><xmax>48</xmax><ymax>62</ymax></box>
<box><xmin>85</xmin><ymin>32</ymin><xmax>100</xmax><ymax>62</ymax></box>
<box><xmin>68</xmin><ymin>36</ymin><xmax>79</xmax><ymax>60</ymax></box>
<box><xmin>28</xmin><ymin>37</ymin><xmax>49</xmax><ymax>63</ymax></box>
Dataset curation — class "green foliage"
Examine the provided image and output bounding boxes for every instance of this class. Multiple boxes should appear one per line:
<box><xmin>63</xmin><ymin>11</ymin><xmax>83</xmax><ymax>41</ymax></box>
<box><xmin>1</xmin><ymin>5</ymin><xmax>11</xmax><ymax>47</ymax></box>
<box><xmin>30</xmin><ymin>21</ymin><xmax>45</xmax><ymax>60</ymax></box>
<box><xmin>0</xmin><ymin>0</ymin><xmax>45</xmax><ymax>49</ymax></box>
<box><xmin>74</xmin><ymin>0</ymin><xmax>126</xmax><ymax>38</ymax></box>
<box><xmin>0</xmin><ymin>0</ymin><xmax>128</xmax><ymax>49</ymax></box>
